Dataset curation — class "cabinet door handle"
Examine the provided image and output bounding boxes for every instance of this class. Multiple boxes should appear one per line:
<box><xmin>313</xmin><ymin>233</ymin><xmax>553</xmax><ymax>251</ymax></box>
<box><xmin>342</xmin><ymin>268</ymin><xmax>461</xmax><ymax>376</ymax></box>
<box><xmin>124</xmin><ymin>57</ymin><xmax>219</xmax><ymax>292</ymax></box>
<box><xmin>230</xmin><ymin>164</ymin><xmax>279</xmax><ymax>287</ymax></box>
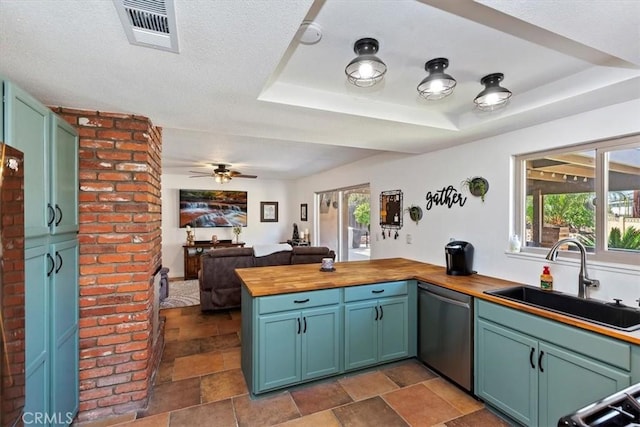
<box><xmin>379</xmin><ymin>305</ymin><xmax>384</xmax><ymax>320</ymax></box>
<box><xmin>374</xmin><ymin>306</ymin><xmax>379</xmax><ymax>321</ymax></box>
<box><xmin>297</xmin><ymin>318</ymin><xmax>301</xmax><ymax>334</ymax></box>
<box><xmin>371</xmin><ymin>289</ymin><xmax>385</xmax><ymax>294</ymax></box>
<box><xmin>55</xmin><ymin>251</ymin><xmax>63</xmax><ymax>274</ymax></box>
<box><xmin>538</xmin><ymin>350</ymin><xmax>545</xmax><ymax>372</ymax></box>
<box><xmin>47</xmin><ymin>204</ymin><xmax>55</xmax><ymax>226</ymax></box>
<box><xmin>294</xmin><ymin>299</ymin><xmax>309</xmax><ymax>304</ymax></box>
<box><xmin>303</xmin><ymin>317</ymin><xmax>307</xmax><ymax>334</ymax></box>
<box><xmin>46</xmin><ymin>253</ymin><xmax>55</xmax><ymax>277</ymax></box>
<box><xmin>55</xmin><ymin>204</ymin><xmax>63</xmax><ymax>226</ymax></box>
<box><xmin>529</xmin><ymin>347</ymin><xmax>536</xmax><ymax>369</ymax></box>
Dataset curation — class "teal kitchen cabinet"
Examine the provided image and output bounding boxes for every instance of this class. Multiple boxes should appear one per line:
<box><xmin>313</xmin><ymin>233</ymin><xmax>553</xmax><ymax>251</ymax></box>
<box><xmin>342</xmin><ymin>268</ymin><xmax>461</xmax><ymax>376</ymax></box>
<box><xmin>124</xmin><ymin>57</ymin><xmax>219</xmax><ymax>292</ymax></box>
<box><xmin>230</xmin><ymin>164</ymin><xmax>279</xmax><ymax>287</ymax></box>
<box><xmin>255</xmin><ymin>289</ymin><xmax>341</xmax><ymax>393</ymax></box>
<box><xmin>3</xmin><ymin>79</ymin><xmax>79</xmax><ymax>425</ymax></box>
<box><xmin>25</xmin><ymin>239</ymin><xmax>79</xmax><ymax>425</ymax></box>
<box><xmin>476</xmin><ymin>319</ymin><xmax>538</xmax><ymax>425</ymax></box>
<box><xmin>24</xmin><ymin>245</ymin><xmax>51</xmax><ymax>421</ymax></box>
<box><xmin>50</xmin><ymin>114</ymin><xmax>79</xmax><ymax>235</ymax></box>
<box><xmin>344</xmin><ymin>281</ymin><xmax>410</xmax><ymax>371</ymax></box>
<box><xmin>476</xmin><ymin>300</ymin><xmax>631</xmax><ymax>426</ymax></box>
<box><xmin>49</xmin><ymin>238</ymin><xmax>79</xmax><ymax>421</ymax></box>
<box><xmin>3</xmin><ymin>81</ymin><xmax>51</xmax><ymax>238</ymax></box>
<box><xmin>4</xmin><ymin>83</ymin><xmax>78</xmax><ymax>237</ymax></box>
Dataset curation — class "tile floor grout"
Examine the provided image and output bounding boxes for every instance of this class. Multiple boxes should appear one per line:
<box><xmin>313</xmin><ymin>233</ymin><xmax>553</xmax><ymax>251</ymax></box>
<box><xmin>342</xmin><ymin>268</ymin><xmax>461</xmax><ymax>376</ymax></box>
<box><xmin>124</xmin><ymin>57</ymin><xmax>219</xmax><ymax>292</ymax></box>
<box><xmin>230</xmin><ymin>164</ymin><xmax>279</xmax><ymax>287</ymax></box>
<box><xmin>78</xmin><ymin>305</ymin><xmax>509</xmax><ymax>427</ymax></box>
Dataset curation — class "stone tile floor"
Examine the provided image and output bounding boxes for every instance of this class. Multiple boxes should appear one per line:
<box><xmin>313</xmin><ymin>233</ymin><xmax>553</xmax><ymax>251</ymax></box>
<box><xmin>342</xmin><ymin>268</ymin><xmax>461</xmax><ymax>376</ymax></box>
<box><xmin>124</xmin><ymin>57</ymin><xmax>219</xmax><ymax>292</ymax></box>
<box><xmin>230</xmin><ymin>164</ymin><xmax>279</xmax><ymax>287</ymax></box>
<box><xmin>80</xmin><ymin>305</ymin><xmax>509</xmax><ymax>427</ymax></box>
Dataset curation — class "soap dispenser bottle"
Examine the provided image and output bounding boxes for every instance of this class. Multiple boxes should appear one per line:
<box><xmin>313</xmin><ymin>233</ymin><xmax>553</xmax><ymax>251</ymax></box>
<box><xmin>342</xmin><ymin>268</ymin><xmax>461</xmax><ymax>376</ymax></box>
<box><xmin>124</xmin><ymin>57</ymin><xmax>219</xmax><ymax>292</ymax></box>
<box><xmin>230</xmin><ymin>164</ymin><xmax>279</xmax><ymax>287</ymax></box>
<box><xmin>540</xmin><ymin>266</ymin><xmax>553</xmax><ymax>291</ymax></box>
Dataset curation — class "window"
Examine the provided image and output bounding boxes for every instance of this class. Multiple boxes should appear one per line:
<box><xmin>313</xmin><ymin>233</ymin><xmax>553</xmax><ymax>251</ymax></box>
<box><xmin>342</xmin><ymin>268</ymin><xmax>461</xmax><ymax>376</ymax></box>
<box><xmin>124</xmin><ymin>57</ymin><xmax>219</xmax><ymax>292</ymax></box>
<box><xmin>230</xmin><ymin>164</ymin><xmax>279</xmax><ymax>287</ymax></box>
<box><xmin>515</xmin><ymin>134</ymin><xmax>640</xmax><ymax>265</ymax></box>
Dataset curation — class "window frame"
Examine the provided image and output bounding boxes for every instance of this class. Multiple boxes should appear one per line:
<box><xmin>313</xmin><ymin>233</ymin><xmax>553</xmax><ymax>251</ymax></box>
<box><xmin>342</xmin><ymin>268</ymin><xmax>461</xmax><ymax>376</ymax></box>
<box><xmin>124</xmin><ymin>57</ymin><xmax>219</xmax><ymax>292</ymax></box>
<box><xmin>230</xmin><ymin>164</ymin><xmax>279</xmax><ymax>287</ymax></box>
<box><xmin>514</xmin><ymin>133</ymin><xmax>640</xmax><ymax>266</ymax></box>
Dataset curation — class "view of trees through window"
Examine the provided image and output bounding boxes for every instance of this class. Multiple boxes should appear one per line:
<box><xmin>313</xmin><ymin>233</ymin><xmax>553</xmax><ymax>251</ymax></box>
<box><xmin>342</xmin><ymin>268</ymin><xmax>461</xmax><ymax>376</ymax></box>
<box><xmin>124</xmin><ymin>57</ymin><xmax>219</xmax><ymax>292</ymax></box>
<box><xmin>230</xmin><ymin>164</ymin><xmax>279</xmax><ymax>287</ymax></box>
<box><xmin>521</xmin><ymin>141</ymin><xmax>640</xmax><ymax>259</ymax></box>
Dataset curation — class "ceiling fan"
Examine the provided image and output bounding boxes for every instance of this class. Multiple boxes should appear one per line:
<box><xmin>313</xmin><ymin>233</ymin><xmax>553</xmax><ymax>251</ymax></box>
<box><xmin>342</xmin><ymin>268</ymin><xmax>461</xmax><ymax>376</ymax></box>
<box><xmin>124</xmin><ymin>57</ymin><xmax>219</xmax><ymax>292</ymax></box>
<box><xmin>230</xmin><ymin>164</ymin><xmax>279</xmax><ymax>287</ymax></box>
<box><xmin>189</xmin><ymin>164</ymin><xmax>257</xmax><ymax>183</ymax></box>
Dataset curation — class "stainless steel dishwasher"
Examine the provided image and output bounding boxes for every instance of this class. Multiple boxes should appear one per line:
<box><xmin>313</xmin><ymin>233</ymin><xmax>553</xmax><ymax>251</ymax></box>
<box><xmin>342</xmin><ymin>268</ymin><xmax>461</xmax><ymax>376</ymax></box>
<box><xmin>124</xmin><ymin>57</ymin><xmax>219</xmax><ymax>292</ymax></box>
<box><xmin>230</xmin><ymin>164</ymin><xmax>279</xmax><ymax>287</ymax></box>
<box><xmin>418</xmin><ymin>281</ymin><xmax>473</xmax><ymax>392</ymax></box>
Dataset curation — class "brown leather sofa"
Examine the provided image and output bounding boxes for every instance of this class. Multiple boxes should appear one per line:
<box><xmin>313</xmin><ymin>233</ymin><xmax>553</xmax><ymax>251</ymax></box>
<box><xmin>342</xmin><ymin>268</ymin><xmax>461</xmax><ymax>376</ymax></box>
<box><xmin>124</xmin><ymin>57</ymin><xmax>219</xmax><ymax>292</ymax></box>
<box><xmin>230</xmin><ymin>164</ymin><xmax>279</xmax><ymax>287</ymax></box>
<box><xmin>198</xmin><ymin>246</ymin><xmax>336</xmax><ymax>311</ymax></box>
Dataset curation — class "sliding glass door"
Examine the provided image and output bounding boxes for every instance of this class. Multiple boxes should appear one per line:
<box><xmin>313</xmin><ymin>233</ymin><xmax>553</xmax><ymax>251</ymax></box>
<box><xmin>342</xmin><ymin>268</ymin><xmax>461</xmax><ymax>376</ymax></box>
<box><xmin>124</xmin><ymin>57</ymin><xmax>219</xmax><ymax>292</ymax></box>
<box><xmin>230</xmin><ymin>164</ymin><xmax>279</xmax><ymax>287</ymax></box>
<box><xmin>317</xmin><ymin>185</ymin><xmax>370</xmax><ymax>261</ymax></box>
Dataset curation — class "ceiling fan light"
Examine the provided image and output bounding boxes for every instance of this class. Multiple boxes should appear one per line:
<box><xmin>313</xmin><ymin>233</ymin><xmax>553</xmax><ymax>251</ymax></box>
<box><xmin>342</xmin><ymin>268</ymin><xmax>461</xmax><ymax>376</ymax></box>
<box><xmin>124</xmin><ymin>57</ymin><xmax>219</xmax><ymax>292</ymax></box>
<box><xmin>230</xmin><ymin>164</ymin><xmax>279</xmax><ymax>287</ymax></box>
<box><xmin>474</xmin><ymin>73</ymin><xmax>512</xmax><ymax>111</ymax></box>
<box><xmin>417</xmin><ymin>58</ymin><xmax>456</xmax><ymax>100</ymax></box>
<box><xmin>345</xmin><ymin>38</ymin><xmax>387</xmax><ymax>88</ymax></box>
<box><xmin>214</xmin><ymin>174</ymin><xmax>222</xmax><ymax>183</ymax></box>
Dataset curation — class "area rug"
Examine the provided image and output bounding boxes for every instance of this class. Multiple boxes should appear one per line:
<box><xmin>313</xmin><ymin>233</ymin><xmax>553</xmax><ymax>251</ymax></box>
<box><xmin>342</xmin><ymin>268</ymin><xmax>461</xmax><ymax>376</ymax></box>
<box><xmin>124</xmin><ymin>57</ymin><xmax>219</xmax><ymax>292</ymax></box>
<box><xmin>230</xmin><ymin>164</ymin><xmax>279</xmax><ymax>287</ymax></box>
<box><xmin>160</xmin><ymin>279</ymin><xmax>200</xmax><ymax>309</ymax></box>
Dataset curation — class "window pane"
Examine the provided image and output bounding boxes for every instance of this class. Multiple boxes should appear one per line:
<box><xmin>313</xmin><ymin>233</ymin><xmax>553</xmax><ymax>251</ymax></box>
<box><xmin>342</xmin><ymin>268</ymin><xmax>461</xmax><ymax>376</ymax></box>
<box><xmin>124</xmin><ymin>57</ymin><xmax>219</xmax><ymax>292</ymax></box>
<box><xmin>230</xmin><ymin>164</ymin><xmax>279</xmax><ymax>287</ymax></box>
<box><xmin>606</xmin><ymin>147</ymin><xmax>640</xmax><ymax>254</ymax></box>
<box><xmin>525</xmin><ymin>150</ymin><xmax>596</xmax><ymax>249</ymax></box>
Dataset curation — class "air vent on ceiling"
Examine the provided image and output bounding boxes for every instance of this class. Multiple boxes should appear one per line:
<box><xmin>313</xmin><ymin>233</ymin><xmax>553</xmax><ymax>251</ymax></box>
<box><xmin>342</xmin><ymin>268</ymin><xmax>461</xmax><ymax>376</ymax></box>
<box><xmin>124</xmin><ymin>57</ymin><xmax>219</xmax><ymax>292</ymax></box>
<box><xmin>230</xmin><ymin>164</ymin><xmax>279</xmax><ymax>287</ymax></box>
<box><xmin>113</xmin><ymin>0</ymin><xmax>179</xmax><ymax>53</ymax></box>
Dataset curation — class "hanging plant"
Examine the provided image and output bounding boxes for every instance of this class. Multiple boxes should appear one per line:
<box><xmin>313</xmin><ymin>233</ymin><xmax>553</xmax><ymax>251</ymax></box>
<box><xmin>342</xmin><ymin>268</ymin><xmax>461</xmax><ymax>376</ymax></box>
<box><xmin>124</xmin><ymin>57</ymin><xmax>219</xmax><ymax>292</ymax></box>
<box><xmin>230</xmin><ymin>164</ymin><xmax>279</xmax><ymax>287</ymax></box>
<box><xmin>406</xmin><ymin>205</ymin><xmax>423</xmax><ymax>225</ymax></box>
<box><xmin>461</xmin><ymin>177</ymin><xmax>489</xmax><ymax>202</ymax></box>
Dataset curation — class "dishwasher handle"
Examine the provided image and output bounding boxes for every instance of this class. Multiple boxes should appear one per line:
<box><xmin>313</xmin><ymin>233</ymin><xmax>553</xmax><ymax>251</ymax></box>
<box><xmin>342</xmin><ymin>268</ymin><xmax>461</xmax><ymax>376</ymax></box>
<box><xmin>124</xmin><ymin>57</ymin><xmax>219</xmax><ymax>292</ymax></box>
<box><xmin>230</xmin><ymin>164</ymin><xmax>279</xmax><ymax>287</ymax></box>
<box><xmin>421</xmin><ymin>289</ymin><xmax>471</xmax><ymax>309</ymax></box>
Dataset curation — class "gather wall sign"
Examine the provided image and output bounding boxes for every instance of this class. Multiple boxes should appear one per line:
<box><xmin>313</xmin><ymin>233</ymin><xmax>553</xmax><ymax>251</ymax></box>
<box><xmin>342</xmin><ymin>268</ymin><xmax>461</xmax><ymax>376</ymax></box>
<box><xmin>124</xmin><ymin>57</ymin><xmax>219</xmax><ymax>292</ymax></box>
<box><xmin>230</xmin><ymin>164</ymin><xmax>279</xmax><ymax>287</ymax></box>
<box><xmin>425</xmin><ymin>185</ymin><xmax>467</xmax><ymax>210</ymax></box>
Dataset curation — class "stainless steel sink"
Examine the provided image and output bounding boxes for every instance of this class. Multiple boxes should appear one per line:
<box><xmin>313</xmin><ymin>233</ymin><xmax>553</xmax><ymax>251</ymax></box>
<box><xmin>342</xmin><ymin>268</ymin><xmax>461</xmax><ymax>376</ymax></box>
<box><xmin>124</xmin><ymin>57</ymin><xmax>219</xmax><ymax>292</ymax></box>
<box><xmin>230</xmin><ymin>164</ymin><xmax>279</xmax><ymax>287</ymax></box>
<box><xmin>485</xmin><ymin>285</ymin><xmax>640</xmax><ymax>332</ymax></box>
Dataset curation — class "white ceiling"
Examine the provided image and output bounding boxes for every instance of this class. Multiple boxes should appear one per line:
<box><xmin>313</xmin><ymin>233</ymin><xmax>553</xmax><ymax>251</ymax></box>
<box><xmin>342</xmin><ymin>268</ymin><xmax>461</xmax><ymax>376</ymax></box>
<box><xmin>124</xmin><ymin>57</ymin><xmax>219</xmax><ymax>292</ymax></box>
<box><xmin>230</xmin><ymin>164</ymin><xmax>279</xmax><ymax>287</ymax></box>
<box><xmin>1</xmin><ymin>0</ymin><xmax>639</xmax><ymax>181</ymax></box>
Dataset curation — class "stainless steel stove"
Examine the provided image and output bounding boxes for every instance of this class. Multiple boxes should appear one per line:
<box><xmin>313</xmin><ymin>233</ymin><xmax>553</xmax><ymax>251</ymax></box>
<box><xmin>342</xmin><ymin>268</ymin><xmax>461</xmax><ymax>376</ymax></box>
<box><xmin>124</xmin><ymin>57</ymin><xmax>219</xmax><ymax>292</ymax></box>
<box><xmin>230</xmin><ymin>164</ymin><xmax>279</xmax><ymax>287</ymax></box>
<box><xmin>558</xmin><ymin>383</ymin><xmax>640</xmax><ymax>427</ymax></box>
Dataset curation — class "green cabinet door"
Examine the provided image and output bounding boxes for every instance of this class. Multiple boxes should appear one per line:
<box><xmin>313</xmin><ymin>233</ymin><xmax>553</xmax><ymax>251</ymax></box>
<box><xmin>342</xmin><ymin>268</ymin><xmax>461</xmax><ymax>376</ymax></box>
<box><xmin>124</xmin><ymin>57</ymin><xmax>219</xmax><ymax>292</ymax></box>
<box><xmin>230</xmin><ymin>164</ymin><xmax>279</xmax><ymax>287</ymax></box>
<box><xmin>50</xmin><ymin>114</ymin><xmax>79</xmax><ymax>235</ymax></box>
<box><xmin>24</xmin><ymin>245</ymin><xmax>51</xmax><ymax>418</ymax></box>
<box><xmin>257</xmin><ymin>305</ymin><xmax>341</xmax><ymax>392</ymax></box>
<box><xmin>301</xmin><ymin>306</ymin><xmax>341</xmax><ymax>380</ymax></box>
<box><xmin>344</xmin><ymin>300</ymin><xmax>378</xmax><ymax>370</ymax></box>
<box><xmin>476</xmin><ymin>319</ymin><xmax>538</xmax><ymax>426</ymax></box>
<box><xmin>258</xmin><ymin>311</ymin><xmax>301</xmax><ymax>391</ymax></box>
<box><xmin>50</xmin><ymin>238</ymin><xmax>79</xmax><ymax>423</ymax></box>
<box><xmin>345</xmin><ymin>296</ymin><xmax>409</xmax><ymax>371</ymax></box>
<box><xmin>4</xmin><ymin>82</ymin><xmax>50</xmax><ymax>239</ymax></box>
<box><xmin>538</xmin><ymin>342</ymin><xmax>631</xmax><ymax>427</ymax></box>
<box><xmin>378</xmin><ymin>297</ymin><xmax>409</xmax><ymax>363</ymax></box>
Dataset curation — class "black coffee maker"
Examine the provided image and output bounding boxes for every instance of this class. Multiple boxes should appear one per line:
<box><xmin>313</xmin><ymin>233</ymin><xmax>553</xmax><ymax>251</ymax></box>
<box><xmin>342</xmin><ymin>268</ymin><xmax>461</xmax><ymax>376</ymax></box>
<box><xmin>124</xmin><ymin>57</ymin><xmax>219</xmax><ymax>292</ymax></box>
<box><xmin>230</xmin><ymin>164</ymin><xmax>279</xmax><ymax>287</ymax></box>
<box><xmin>445</xmin><ymin>241</ymin><xmax>475</xmax><ymax>276</ymax></box>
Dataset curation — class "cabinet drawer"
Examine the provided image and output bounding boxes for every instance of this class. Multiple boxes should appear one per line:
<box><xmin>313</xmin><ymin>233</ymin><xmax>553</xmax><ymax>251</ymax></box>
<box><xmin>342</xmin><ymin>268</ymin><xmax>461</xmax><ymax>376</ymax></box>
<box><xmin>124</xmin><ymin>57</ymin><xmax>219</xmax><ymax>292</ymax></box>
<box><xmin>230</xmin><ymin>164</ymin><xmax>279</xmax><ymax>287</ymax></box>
<box><xmin>477</xmin><ymin>300</ymin><xmax>631</xmax><ymax>371</ymax></box>
<box><xmin>344</xmin><ymin>281</ymin><xmax>408</xmax><ymax>303</ymax></box>
<box><xmin>258</xmin><ymin>289</ymin><xmax>340</xmax><ymax>314</ymax></box>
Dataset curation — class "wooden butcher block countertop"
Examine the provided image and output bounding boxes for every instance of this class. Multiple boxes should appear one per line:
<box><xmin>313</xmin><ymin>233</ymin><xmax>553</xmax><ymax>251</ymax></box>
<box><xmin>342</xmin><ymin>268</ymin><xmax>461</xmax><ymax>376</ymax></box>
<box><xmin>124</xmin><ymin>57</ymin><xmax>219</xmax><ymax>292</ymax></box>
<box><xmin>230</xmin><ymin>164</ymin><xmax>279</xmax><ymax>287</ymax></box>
<box><xmin>236</xmin><ymin>257</ymin><xmax>640</xmax><ymax>345</ymax></box>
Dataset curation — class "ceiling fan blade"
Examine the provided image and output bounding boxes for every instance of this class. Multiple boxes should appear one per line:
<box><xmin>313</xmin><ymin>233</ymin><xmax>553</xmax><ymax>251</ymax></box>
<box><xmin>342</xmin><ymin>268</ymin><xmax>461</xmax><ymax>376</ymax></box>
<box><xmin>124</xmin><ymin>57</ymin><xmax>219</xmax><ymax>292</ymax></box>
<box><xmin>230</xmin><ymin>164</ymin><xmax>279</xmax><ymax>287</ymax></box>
<box><xmin>189</xmin><ymin>175</ymin><xmax>212</xmax><ymax>178</ymax></box>
<box><xmin>234</xmin><ymin>174</ymin><xmax>258</xmax><ymax>179</ymax></box>
<box><xmin>188</xmin><ymin>170</ymin><xmax>211</xmax><ymax>175</ymax></box>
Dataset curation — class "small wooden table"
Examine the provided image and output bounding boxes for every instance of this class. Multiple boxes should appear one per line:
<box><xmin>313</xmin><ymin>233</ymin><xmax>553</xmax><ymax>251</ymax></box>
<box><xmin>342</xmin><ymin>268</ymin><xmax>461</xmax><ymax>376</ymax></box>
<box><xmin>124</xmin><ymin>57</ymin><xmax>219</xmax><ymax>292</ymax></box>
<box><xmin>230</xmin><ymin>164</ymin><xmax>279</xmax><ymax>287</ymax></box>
<box><xmin>183</xmin><ymin>240</ymin><xmax>246</xmax><ymax>280</ymax></box>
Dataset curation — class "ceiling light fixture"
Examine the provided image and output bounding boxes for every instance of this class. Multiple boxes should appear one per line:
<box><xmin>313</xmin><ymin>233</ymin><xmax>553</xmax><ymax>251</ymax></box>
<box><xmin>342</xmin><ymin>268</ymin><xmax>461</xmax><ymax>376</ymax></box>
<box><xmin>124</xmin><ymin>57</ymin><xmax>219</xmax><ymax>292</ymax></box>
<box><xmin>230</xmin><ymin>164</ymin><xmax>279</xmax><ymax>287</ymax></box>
<box><xmin>417</xmin><ymin>58</ymin><xmax>457</xmax><ymax>100</ymax></box>
<box><xmin>474</xmin><ymin>73</ymin><xmax>512</xmax><ymax>111</ymax></box>
<box><xmin>345</xmin><ymin>38</ymin><xmax>387</xmax><ymax>88</ymax></box>
<box><xmin>214</xmin><ymin>173</ymin><xmax>230</xmax><ymax>184</ymax></box>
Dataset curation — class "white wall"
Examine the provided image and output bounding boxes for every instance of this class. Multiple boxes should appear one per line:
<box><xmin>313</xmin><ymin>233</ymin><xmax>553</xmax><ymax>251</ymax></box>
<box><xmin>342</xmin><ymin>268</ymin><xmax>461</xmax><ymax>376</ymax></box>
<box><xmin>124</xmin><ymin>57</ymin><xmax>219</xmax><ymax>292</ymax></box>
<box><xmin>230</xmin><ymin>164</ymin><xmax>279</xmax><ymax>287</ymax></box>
<box><xmin>162</xmin><ymin>174</ymin><xmax>295</xmax><ymax>278</ymax></box>
<box><xmin>294</xmin><ymin>99</ymin><xmax>640</xmax><ymax>305</ymax></box>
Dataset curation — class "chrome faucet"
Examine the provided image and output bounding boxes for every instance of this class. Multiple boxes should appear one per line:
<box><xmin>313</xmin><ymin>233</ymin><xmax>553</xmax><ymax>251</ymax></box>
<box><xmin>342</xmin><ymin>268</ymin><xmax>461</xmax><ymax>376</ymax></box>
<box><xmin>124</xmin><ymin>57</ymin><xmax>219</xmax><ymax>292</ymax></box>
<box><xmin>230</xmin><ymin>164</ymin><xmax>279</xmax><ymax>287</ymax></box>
<box><xmin>545</xmin><ymin>237</ymin><xmax>600</xmax><ymax>299</ymax></box>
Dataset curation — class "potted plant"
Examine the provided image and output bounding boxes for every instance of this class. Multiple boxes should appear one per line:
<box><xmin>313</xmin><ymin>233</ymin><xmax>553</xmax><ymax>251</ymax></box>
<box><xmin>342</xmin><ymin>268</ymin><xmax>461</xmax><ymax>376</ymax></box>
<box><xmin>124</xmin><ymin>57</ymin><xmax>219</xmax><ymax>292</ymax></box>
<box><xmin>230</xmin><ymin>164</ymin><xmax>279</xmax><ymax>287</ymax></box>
<box><xmin>406</xmin><ymin>205</ymin><xmax>423</xmax><ymax>225</ymax></box>
<box><xmin>462</xmin><ymin>177</ymin><xmax>489</xmax><ymax>202</ymax></box>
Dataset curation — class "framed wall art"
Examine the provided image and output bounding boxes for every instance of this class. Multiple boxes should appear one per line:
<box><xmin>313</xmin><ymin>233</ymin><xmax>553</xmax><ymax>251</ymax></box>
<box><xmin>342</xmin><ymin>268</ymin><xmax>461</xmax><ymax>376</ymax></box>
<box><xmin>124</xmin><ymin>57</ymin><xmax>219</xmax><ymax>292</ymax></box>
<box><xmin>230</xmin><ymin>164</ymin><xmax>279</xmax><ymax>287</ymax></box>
<box><xmin>300</xmin><ymin>203</ymin><xmax>308</xmax><ymax>221</ymax></box>
<box><xmin>260</xmin><ymin>201</ymin><xmax>279</xmax><ymax>222</ymax></box>
<box><xmin>179</xmin><ymin>189</ymin><xmax>247</xmax><ymax>228</ymax></box>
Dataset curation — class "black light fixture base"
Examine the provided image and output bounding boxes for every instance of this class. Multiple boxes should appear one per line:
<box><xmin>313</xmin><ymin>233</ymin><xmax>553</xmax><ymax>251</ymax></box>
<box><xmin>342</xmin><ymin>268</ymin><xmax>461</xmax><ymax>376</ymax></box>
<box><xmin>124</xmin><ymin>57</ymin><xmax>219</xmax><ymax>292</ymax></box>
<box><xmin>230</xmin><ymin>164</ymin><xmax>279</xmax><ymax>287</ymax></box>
<box><xmin>425</xmin><ymin>58</ymin><xmax>449</xmax><ymax>73</ymax></box>
<box><xmin>353</xmin><ymin>38</ymin><xmax>379</xmax><ymax>55</ymax></box>
<box><xmin>480</xmin><ymin>73</ymin><xmax>504</xmax><ymax>86</ymax></box>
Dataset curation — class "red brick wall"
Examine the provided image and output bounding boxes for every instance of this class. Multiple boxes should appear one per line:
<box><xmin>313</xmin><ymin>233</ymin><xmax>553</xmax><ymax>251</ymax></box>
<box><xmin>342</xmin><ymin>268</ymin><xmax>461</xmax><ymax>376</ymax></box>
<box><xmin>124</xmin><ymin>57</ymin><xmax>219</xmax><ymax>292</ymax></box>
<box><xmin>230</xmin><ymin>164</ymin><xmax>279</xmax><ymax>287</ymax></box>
<box><xmin>51</xmin><ymin>108</ymin><xmax>162</xmax><ymax>421</ymax></box>
<box><xmin>0</xmin><ymin>144</ymin><xmax>26</xmax><ymax>424</ymax></box>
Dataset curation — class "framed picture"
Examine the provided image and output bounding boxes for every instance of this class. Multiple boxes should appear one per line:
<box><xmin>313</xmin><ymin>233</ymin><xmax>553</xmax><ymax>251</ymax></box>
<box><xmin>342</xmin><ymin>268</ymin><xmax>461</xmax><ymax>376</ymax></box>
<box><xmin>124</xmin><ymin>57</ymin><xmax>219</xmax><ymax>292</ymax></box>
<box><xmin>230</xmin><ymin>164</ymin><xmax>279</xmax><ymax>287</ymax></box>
<box><xmin>260</xmin><ymin>201</ymin><xmax>278</xmax><ymax>222</ymax></box>
<box><xmin>300</xmin><ymin>203</ymin><xmax>308</xmax><ymax>221</ymax></box>
<box><xmin>179</xmin><ymin>189</ymin><xmax>247</xmax><ymax>228</ymax></box>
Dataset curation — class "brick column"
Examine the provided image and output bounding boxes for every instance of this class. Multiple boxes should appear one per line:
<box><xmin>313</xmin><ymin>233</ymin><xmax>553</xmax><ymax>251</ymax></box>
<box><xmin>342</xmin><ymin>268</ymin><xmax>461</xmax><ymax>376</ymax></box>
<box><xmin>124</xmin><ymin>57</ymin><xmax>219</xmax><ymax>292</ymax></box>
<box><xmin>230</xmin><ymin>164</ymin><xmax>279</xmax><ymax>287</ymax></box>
<box><xmin>0</xmin><ymin>144</ymin><xmax>26</xmax><ymax>424</ymax></box>
<box><xmin>51</xmin><ymin>108</ymin><xmax>162</xmax><ymax>421</ymax></box>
